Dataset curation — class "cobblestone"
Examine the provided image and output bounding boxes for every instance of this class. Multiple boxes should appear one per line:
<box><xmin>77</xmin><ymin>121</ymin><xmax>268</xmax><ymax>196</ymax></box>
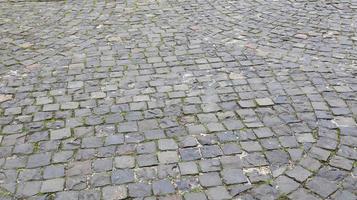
<box><xmin>0</xmin><ymin>0</ymin><xmax>356</xmax><ymax>199</ymax></box>
<box><xmin>152</xmin><ymin>179</ymin><xmax>175</xmax><ymax>195</ymax></box>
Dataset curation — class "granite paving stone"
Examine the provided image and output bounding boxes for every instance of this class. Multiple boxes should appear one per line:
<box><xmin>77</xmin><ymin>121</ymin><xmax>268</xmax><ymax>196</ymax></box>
<box><xmin>206</xmin><ymin>186</ymin><xmax>232</xmax><ymax>200</ymax></box>
<box><xmin>102</xmin><ymin>185</ymin><xmax>128</xmax><ymax>200</ymax></box>
<box><xmin>221</xmin><ymin>168</ymin><xmax>248</xmax><ymax>184</ymax></box>
<box><xmin>40</xmin><ymin>178</ymin><xmax>65</xmax><ymax>193</ymax></box>
<box><xmin>306</xmin><ymin>177</ymin><xmax>339</xmax><ymax>198</ymax></box>
<box><xmin>199</xmin><ymin>172</ymin><xmax>222</xmax><ymax>187</ymax></box>
<box><xmin>152</xmin><ymin>179</ymin><xmax>175</xmax><ymax>195</ymax></box>
<box><xmin>128</xmin><ymin>183</ymin><xmax>152</xmax><ymax>197</ymax></box>
<box><xmin>158</xmin><ymin>151</ymin><xmax>179</xmax><ymax>164</ymax></box>
<box><xmin>50</xmin><ymin>128</ymin><xmax>71</xmax><ymax>140</ymax></box>
<box><xmin>111</xmin><ymin>169</ymin><xmax>135</xmax><ymax>184</ymax></box>
<box><xmin>286</xmin><ymin>165</ymin><xmax>312</xmax><ymax>182</ymax></box>
<box><xmin>114</xmin><ymin>156</ymin><xmax>135</xmax><ymax>169</ymax></box>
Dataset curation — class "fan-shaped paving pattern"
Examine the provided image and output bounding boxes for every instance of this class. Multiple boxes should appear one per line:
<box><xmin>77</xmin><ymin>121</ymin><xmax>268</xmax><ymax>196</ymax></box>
<box><xmin>0</xmin><ymin>0</ymin><xmax>356</xmax><ymax>199</ymax></box>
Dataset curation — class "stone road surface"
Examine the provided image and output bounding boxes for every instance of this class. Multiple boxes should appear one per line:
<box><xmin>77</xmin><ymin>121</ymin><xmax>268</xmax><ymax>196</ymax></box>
<box><xmin>1</xmin><ymin>0</ymin><xmax>357</xmax><ymax>199</ymax></box>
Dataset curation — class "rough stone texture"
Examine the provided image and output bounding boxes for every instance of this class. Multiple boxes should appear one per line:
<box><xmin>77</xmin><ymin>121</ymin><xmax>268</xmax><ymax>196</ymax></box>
<box><xmin>0</xmin><ymin>0</ymin><xmax>356</xmax><ymax>199</ymax></box>
<box><xmin>111</xmin><ymin>169</ymin><xmax>135</xmax><ymax>184</ymax></box>
<box><xmin>128</xmin><ymin>183</ymin><xmax>152</xmax><ymax>197</ymax></box>
<box><xmin>102</xmin><ymin>186</ymin><xmax>127</xmax><ymax>200</ymax></box>
<box><xmin>40</xmin><ymin>178</ymin><xmax>65</xmax><ymax>193</ymax></box>
<box><xmin>199</xmin><ymin>172</ymin><xmax>223</xmax><ymax>187</ymax></box>
<box><xmin>221</xmin><ymin>168</ymin><xmax>247</xmax><ymax>184</ymax></box>
<box><xmin>206</xmin><ymin>186</ymin><xmax>232</xmax><ymax>200</ymax></box>
<box><xmin>306</xmin><ymin>177</ymin><xmax>339</xmax><ymax>198</ymax></box>
<box><xmin>275</xmin><ymin>175</ymin><xmax>300</xmax><ymax>194</ymax></box>
<box><xmin>152</xmin><ymin>179</ymin><xmax>175</xmax><ymax>195</ymax></box>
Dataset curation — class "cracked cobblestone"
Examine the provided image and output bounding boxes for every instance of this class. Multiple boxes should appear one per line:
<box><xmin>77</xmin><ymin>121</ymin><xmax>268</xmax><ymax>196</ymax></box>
<box><xmin>0</xmin><ymin>0</ymin><xmax>357</xmax><ymax>199</ymax></box>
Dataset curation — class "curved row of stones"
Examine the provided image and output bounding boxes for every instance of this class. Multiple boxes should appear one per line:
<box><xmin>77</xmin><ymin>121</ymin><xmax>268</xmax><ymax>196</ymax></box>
<box><xmin>0</xmin><ymin>0</ymin><xmax>356</xmax><ymax>199</ymax></box>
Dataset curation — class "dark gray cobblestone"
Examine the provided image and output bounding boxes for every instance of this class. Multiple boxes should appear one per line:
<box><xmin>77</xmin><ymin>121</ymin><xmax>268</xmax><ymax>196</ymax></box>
<box><xmin>1</xmin><ymin>0</ymin><xmax>357</xmax><ymax>199</ymax></box>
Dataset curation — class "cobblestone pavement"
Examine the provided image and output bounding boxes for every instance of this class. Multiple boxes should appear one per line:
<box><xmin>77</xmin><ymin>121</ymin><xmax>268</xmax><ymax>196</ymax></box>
<box><xmin>0</xmin><ymin>0</ymin><xmax>357</xmax><ymax>199</ymax></box>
